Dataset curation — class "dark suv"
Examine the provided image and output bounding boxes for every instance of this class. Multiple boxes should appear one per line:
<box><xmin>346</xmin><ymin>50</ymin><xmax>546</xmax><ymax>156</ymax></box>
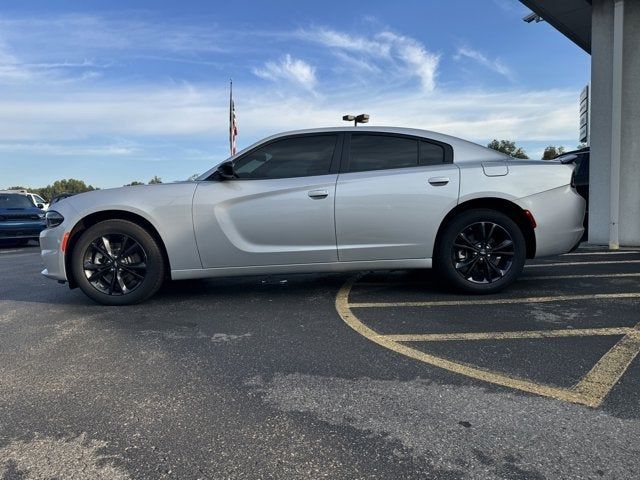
<box><xmin>0</xmin><ymin>193</ymin><xmax>47</xmax><ymax>245</ymax></box>
<box><xmin>557</xmin><ymin>147</ymin><xmax>589</xmax><ymax>234</ymax></box>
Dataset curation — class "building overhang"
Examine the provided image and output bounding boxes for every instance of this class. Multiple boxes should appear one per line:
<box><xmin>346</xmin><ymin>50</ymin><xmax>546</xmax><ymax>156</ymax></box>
<box><xmin>520</xmin><ymin>0</ymin><xmax>592</xmax><ymax>53</ymax></box>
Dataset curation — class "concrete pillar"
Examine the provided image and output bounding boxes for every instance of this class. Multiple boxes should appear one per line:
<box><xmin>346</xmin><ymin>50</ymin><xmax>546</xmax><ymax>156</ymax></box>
<box><xmin>589</xmin><ymin>0</ymin><xmax>640</xmax><ymax>246</ymax></box>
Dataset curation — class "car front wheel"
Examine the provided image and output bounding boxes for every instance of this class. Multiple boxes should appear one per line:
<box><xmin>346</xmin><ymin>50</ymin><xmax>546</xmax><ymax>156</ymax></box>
<box><xmin>435</xmin><ymin>209</ymin><xmax>526</xmax><ymax>294</ymax></box>
<box><xmin>71</xmin><ymin>219</ymin><xmax>165</xmax><ymax>305</ymax></box>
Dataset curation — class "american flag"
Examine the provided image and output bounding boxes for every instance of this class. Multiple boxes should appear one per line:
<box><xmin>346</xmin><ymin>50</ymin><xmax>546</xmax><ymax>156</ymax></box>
<box><xmin>229</xmin><ymin>80</ymin><xmax>238</xmax><ymax>156</ymax></box>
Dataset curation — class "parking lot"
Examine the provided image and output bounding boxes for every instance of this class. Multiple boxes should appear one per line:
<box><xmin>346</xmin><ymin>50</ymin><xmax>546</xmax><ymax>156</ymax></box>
<box><xmin>1</xmin><ymin>242</ymin><xmax>639</xmax><ymax>479</ymax></box>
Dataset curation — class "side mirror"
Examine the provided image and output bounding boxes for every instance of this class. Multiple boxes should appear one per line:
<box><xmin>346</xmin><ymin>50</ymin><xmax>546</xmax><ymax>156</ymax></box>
<box><xmin>37</xmin><ymin>203</ymin><xmax>45</xmax><ymax>209</ymax></box>
<box><xmin>216</xmin><ymin>161</ymin><xmax>237</xmax><ymax>180</ymax></box>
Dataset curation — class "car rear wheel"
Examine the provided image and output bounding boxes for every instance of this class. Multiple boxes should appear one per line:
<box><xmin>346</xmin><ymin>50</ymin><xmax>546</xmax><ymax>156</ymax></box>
<box><xmin>434</xmin><ymin>209</ymin><xmax>526</xmax><ymax>294</ymax></box>
<box><xmin>71</xmin><ymin>219</ymin><xmax>165</xmax><ymax>305</ymax></box>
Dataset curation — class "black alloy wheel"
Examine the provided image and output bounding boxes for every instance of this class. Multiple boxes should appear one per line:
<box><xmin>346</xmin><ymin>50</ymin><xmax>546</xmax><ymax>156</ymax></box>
<box><xmin>82</xmin><ymin>234</ymin><xmax>148</xmax><ymax>296</ymax></box>
<box><xmin>434</xmin><ymin>209</ymin><xmax>526</xmax><ymax>294</ymax></box>
<box><xmin>452</xmin><ymin>221</ymin><xmax>515</xmax><ymax>284</ymax></box>
<box><xmin>72</xmin><ymin>219</ymin><xmax>165</xmax><ymax>305</ymax></box>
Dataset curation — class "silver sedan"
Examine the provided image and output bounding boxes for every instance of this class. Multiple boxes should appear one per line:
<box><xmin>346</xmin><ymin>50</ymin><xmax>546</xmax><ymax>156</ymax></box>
<box><xmin>40</xmin><ymin>127</ymin><xmax>585</xmax><ymax>305</ymax></box>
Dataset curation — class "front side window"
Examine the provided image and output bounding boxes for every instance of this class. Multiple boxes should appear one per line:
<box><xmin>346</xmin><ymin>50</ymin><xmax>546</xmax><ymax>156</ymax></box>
<box><xmin>348</xmin><ymin>134</ymin><xmax>418</xmax><ymax>173</ymax></box>
<box><xmin>233</xmin><ymin>135</ymin><xmax>337</xmax><ymax>179</ymax></box>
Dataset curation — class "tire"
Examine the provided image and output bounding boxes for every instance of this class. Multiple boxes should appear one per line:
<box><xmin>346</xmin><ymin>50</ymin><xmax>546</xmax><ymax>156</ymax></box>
<box><xmin>434</xmin><ymin>209</ymin><xmax>526</xmax><ymax>294</ymax></box>
<box><xmin>71</xmin><ymin>219</ymin><xmax>165</xmax><ymax>305</ymax></box>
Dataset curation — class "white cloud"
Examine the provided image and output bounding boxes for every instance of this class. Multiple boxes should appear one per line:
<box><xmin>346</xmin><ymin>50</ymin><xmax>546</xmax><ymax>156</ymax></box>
<box><xmin>297</xmin><ymin>28</ymin><xmax>390</xmax><ymax>57</ymax></box>
<box><xmin>297</xmin><ymin>27</ymin><xmax>440</xmax><ymax>92</ymax></box>
<box><xmin>455</xmin><ymin>46</ymin><xmax>514</xmax><ymax>81</ymax></box>
<box><xmin>253</xmin><ymin>54</ymin><xmax>317</xmax><ymax>92</ymax></box>
<box><xmin>377</xmin><ymin>31</ymin><xmax>440</xmax><ymax>91</ymax></box>
<box><xmin>0</xmin><ymin>36</ymin><xmax>106</xmax><ymax>85</ymax></box>
<box><xmin>0</xmin><ymin>142</ymin><xmax>137</xmax><ymax>156</ymax></box>
<box><xmin>0</xmin><ymin>82</ymin><xmax>579</xmax><ymax>146</ymax></box>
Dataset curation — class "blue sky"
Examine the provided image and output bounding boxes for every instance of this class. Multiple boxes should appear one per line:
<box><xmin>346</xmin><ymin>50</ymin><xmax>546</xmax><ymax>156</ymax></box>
<box><xmin>0</xmin><ymin>0</ymin><xmax>589</xmax><ymax>188</ymax></box>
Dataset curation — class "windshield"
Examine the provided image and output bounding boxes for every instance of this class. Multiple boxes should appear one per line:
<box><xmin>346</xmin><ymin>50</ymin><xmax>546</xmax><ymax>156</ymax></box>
<box><xmin>0</xmin><ymin>194</ymin><xmax>34</xmax><ymax>208</ymax></box>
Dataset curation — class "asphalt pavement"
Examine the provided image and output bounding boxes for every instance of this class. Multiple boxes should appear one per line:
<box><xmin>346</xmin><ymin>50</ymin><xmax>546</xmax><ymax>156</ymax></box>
<box><xmin>1</xmin><ymin>241</ymin><xmax>639</xmax><ymax>479</ymax></box>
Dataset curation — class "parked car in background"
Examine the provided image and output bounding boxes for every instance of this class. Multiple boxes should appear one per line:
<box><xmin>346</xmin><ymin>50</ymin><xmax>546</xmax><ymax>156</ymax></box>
<box><xmin>27</xmin><ymin>192</ymin><xmax>49</xmax><ymax>210</ymax></box>
<box><xmin>49</xmin><ymin>193</ymin><xmax>76</xmax><ymax>206</ymax></box>
<box><xmin>1</xmin><ymin>189</ymin><xmax>49</xmax><ymax>210</ymax></box>
<box><xmin>0</xmin><ymin>192</ymin><xmax>47</xmax><ymax>245</ymax></box>
<box><xmin>40</xmin><ymin>127</ymin><xmax>586</xmax><ymax>305</ymax></box>
<box><xmin>557</xmin><ymin>147</ymin><xmax>589</xmax><ymax>234</ymax></box>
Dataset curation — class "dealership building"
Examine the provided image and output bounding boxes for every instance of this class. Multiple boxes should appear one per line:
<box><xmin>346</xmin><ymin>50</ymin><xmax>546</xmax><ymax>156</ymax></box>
<box><xmin>521</xmin><ymin>0</ymin><xmax>639</xmax><ymax>247</ymax></box>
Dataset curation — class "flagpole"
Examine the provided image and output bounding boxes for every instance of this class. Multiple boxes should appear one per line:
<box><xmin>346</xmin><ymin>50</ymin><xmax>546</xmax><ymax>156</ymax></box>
<box><xmin>229</xmin><ymin>78</ymin><xmax>233</xmax><ymax>156</ymax></box>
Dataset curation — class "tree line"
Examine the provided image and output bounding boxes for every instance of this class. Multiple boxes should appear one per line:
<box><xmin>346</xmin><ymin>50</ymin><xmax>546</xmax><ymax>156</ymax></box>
<box><xmin>8</xmin><ymin>176</ymin><xmax>166</xmax><ymax>201</ymax></box>
<box><xmin>487</xmin><ymin>140</ymin><xmax>589</xmax><ymax>160</ymax></box>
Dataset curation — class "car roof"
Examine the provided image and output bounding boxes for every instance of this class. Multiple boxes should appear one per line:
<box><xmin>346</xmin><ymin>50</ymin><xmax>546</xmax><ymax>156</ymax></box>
<box><xmin>262</xmin><ymin>127</ymin><xmax>508</xmax><ymax>163</ymax></box>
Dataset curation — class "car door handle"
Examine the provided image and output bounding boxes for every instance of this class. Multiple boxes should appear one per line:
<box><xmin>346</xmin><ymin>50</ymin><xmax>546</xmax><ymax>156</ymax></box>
<box><xmin>308</xmin><ymin>189</ymin><xmax>329</xmax><ymax>199</ymax></box>
<box><xmin>428</xmin><ymin>176</ymin><xmax>450</xmax><ymax>186</ymax></box>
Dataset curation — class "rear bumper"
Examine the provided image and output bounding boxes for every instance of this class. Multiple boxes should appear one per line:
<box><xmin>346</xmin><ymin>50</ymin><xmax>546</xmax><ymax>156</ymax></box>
<box><xmin>516</xmin><ymin>185</ymin><xmax>586</xmax><ymax>258</ymax></box>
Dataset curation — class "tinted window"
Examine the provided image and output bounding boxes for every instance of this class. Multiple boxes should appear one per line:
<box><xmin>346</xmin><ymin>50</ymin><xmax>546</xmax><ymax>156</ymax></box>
<box><xmin>234</xmin><ymin>135</ymin><xmax>337</xmax><ymax>179</ymax></box>
<box><xmin>419</xmin><ymin>141</ymin><xmax>445</xmax><ymax>165</ymax></box>
<box><xmin>349</xmin><ymin>135</ymin><xmax>418</xmax><ymax>173</ymax></box>
<box><xmin>0</xmin><ymin>194</ymin><xmax>33</xmax><ymax>208</ymax></box>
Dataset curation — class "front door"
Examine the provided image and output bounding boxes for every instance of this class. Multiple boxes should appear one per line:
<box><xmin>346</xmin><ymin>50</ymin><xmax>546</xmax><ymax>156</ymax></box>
<box><xmin>193</xmin><ymin>134</ymin><xmax>341</xmax><ymax>268</ymax></box>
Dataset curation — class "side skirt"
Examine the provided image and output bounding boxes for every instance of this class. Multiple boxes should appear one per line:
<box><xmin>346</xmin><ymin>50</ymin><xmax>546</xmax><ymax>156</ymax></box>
<box><xmin>171</xmin><ymin>258</ymin><xmax>432</xmax><ymax>280</ymax></box>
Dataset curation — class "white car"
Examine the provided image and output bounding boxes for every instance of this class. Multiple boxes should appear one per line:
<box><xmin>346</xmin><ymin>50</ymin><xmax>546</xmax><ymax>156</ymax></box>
<box><xmin>40</xmin><ymin>127</ymin><xmax>585</xmax><ymax>305</ymax></box>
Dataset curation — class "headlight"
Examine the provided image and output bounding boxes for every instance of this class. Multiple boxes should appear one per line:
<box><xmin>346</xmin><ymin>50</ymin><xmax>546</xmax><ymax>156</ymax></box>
<box><xmin>45</xmin><ymin>210</ymin><xmax>64</xmax><ymax>228</ymax></box>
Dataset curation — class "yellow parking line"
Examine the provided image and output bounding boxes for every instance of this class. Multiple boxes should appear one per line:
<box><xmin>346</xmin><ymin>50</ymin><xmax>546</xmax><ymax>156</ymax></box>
<box><xmin>336</xmin><ymin>276</ymin><xmax>640</xmax><ymax>407</ymax></box>
<box><xmin>382</xmin><ymin>327</ymin><xmax>633</xmax><ymax>342</ymax></box>
<box><xmin>526</xmin><ymin>259</ymin><xmax>640</xmax><ymax>268</ymax></box>
<box><xmin>572</xmin><ymin>324</ymin><xmax>640</xmax><ymax>407</ymax></box>
<box><xmin>354</xmin><ymin>272</ymin><xmax>640</xmax><ymax>287</ymax></box>
<box><xmin>336</xmin><ymin>277</ymin><xmax>591</xmax><ymax>406</ymax></box>
<box><xmin>523</xmin><ymin>272</ymin><xmax>640</xmax><ymax>281</ymax></box>
<box><xmin>563</xmin><ymin>251</ymin><xmax>639</xmax><ymax>256</ymax></box>
<box><xmin>348</xmin><ymin>292</ymin><xmax>640</xmax><ymax>308</ymax></box>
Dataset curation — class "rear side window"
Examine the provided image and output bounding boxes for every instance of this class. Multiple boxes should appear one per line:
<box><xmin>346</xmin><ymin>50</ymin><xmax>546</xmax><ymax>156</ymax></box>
<box><xmin>234</xmin><ymin>135</ymin><xmax>337</xmax><ymax>179</ymax></box>
<box><xmin>419</xmin><ymin>141</ymin><xmax>445</xmax><ymax>166</ymax></box>
<box><xmin>348</xmin><ymin>134</ymin><xmax>418</xmax><ymax>173</ymax></box>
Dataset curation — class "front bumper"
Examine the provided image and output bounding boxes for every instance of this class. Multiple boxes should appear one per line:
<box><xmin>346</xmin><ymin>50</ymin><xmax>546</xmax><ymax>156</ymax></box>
<box><xmin>517</xmin><ymin>185</ymin><xmax>586</xmax><ymax>258</ymax></box>
<box><xmin>0</xmin><ymin>222</ymin><xmax>46</xmax><ymax>240</ymax></box>
<box><xmin>40</xmin><ymin>225</ymin><xmax>68</xmax><ymax>282</ymax></box>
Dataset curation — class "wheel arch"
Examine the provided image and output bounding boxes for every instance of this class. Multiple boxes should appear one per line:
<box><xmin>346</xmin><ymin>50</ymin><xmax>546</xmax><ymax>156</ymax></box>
<box><xmin>64</xmin><ymin>210</ymin><xmax>171</xmax><ymax>289</ymax></box>
<box><xmin>434</xmin><ymin>197</ymin><xmax>536</xmax><ymax>259</ymax></box>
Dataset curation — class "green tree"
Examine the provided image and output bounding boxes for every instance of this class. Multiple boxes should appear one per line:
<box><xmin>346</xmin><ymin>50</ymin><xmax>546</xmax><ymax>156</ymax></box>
<box><xmin>35</xmin><ymin>179</ymin><xmax>97</xmax><ymax>201</ymax></box>
<box><xmin>542</xmin><ymin>146</ymin><xmax>565</xmax><ymax>160</ymax></box>
<box><xmin>125</xmin><ymin>181</ymin><xmax>145</xmax><ymax>186</ymax></box>
<box><xmin>487</xmin><ymin>139</ymin><xmax>529</xmax><ymax>159</ymax></box>
<box><xmin>148</xmin><ymin>176</ymin><xmax>162</xmax><ymax>184</ymax></box>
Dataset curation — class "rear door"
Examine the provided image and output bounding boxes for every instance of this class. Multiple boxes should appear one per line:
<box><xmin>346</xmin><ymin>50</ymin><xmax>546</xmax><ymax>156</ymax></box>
<box><xmin>335</xmin><ymin>133</ymin><xmax>460</xmax><ymax>261</ymax></box>
<box><xmin>193</xmin><ymin>133</ymin><xmax>342</xmax><ymax>268</ymax></box>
